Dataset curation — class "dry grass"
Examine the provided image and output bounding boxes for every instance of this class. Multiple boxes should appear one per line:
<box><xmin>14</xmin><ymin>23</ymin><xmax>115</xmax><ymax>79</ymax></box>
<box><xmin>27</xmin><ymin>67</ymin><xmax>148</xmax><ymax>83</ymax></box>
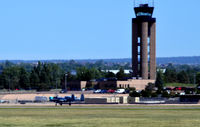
<box><xmin>0</xmin><ymin>106</ymin><xmax>200</xmax><ymax>127</ymax></box>
<box><xmin>164</xmin><ymin>83</ymin><xmax>196</xmax><ymax>87</ymax></box>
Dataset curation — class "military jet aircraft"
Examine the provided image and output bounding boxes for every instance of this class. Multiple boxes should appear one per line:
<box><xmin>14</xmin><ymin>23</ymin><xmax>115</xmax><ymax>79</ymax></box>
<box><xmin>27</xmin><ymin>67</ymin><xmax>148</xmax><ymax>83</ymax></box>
<box><xmin>49</xmin><ymin>94</ymin><xmax>84</xmax><ymax>106</ymax></box>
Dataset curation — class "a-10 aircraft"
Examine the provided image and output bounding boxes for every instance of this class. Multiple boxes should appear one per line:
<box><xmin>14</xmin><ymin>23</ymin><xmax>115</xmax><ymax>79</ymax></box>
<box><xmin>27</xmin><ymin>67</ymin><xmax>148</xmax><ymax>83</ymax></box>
<box><xmin>49</xmin><ymin>94</ymin><xmax>84</xmax><ymax>106</ymax></box>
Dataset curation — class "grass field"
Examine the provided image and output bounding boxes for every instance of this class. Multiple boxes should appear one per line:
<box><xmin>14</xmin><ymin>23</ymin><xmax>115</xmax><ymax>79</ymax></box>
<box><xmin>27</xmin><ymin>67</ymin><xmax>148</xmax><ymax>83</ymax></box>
<box><xmin>164</xmin><ymin>83</ymin><xmax>197</xmax><ymax>87</ymax></box>
<box><xmin>0</xmin><ymin>106</ymin><xmax>200</xmax><ymax>127</ymax></box>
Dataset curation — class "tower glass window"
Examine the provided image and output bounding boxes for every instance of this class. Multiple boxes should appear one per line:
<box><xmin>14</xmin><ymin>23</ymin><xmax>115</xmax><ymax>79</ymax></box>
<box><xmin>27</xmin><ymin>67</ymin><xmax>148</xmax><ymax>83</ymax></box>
<box><xmin>136</xmin><ymin>12</ymin><xmax>151</xmax><ymax>17</ymax></box>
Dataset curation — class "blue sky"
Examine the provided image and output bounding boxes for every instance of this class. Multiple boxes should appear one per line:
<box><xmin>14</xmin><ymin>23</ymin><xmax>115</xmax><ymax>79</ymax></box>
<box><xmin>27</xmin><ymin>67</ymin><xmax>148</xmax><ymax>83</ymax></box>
<box><xmin>0</xmin><ymin>0</ymin><xmax>200</xmax><ymax>60</ymax></box>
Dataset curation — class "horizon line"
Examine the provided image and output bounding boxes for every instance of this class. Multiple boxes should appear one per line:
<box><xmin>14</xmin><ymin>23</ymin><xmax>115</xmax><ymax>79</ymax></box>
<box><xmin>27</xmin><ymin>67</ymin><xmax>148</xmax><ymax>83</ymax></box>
<box><xmin>1</xmin><ymin>55</ymin><xmax>200</xmax><ymax>61</ymax></box>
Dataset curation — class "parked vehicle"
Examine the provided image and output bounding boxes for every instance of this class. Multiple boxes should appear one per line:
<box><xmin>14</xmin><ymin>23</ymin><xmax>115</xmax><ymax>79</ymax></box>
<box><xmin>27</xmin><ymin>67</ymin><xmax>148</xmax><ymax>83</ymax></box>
<box><xmin>93</xmin><ymin>89</ymin><xmax>101</xmax><ymax>93</ymax></box>
<box><xmin>34</xmin><ymin>96</ymin><xmax>48</xmax><ymax>103</ymax></box>
<box><xmin>165</xmin><ymin>87</ymin><xmax>173</xmax><ymax>91</ymax></box>
<box><xmin>181</xmin><ymin>87</ymin><xmax>186</xmax><ymax>91</ymax></box>
<box><xmin>107</xmin><ymin>78</ymin><xmax>117</xmax><ymax>81</ymax></box>
<box><xmin>100</xmin><ymin>89</ymin><xmax>107</xmax><ymax>94</ymax></box>
<box><xmin>115</xmin><ymin>89</ymin><xmax>126</xmax><ymax>94</ymax></box>
<box><xmin>60</xmin><ymin>89</ymin><xmax>67</xmax><ymax>93</ymax></box>
<box><xmin>125</xmin><ymin>89</ymin><xmax>130</xmax><ymax>93</ymax></box>
<box><xmin>180</xmin><ymin>92</ymin><xmax>185</xmax><ymax>95</ymax></box>
<box><xmin>0</xmin><ymin>100</ymin><xmax>9</xmax><ymax>103</ymax></box>
<box><xmin>185</xmin><ymin>88</ymin><xmax>195</xmax><ymax>94</ymax></box>
<box><xmin>173</xmin><ymin>87</ymin><xmax>185</xmax><ymax>91</ymax></box>
<box><xmin>107</xmin><ymin>89</ymin><xmax>115</xmax><ymax>93</ymax></box>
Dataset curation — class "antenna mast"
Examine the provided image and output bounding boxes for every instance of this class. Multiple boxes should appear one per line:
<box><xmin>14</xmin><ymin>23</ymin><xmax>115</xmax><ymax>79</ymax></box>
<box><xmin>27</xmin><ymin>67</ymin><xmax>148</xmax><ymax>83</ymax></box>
<box><xmin>134</xmin><ymin>0</ymin><xmax>155</xmax><ymax>7</ymax></box>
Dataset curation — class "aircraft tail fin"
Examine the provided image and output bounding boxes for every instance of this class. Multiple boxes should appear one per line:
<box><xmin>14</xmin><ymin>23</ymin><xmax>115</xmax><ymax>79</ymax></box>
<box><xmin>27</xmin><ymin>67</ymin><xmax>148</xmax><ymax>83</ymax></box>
<box><xmin>80</xmin><ymin>94</ymin><xmax>84</xmax><ymax>101</ymax></box>
<box><xmin>71</xmin><ymin>94</ymin><xmax>75</xmax><ymax>101</ymax></box>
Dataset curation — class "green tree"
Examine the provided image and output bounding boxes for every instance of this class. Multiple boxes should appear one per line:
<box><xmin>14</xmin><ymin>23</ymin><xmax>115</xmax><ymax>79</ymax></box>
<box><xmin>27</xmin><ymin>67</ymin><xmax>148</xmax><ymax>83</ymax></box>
<box><xmin>19</xmin><ymin>67</ymin><xmax>30</xmax><ymax>89</ymax></box>
<box><xmin>76</xmin><ymin>67</ymin><xmax>102</xmax><ymax>81</ymax></box>
<box><xmin>76</xmin><ymin>67</ymin><xmax>90</xmax><ymax>81</ymax></box>
<box><xmin>164</xmin><ymin>69</ymin><xmax>177</xmax><ymax>83</ymax></box>
<box><xmin>1</xmin><ymin>67</ymin><xmax>21</xmax><ymax>90</ymax></box>
<box><xmin>66</xmin><ymin>71</ymin><xmax>76</xmax><ymax>82</ymax></box>
<box><xmin>162</xmin><ymin>91</ymin><xmax>170</xmax><ymax>98</ymax></box>
<box><xmin>105</xmin><ymin>72</ymin><xmax>116</xmax><ymax>78</ymax></box>
<box><xmin>3</xmin><ymin>60</ymin><xmax>14</xmax><ymax>68</ymax></box>
<box><xmin>129</xmin><ymin>88</ymin><xmax>140</xmax><ymax>97</ymax></box>
<box><xmin>51</xmin><ymin>64</ymin><xmax>63</xmax><ymax>89</ymax></box>
<box><xmin>116</xmin><ymin>68</ymin><xmax>126</xmax><ymax>80</ymax></box>
<box><xmin>39</xmin><ymin>64</ymin><xmax>51</xmax><ymax>89</ymax></box>
<box><xmin>30</xmin><ymin>68</ymin><xmax>40</xmax><ymax>89</ymax></box>
<box><xmin>141</xmin><ymin>90</ymin><xmax>151</xmax><ymax>97</ymax></box>
<box><xmin>145</xmin><ymin>83</ymin><xmax>155</xmax><ymax>92</ymax></box>
<box><xmin>89</xmin><ymin>68</ymin><xmax>102</xmax><ymax>80</ymax></box>
<box><xmin>155</xmin><ymin>71</ymin><xmax>164</xmax><ymax>91</ymax></box>
<box><xmin>196</xmin><ymin>72</ymin><xmax>200</xmax><ymax>85</ymax></box>
<box><xmin>140</xmin><ymin>83</ymin><xmax>156</xmax><ymax>97</ymax></box>
<box><xmin>177</xmin><ymin>71</ymin><xmax>189</xmax><ymax>84</ymax></box>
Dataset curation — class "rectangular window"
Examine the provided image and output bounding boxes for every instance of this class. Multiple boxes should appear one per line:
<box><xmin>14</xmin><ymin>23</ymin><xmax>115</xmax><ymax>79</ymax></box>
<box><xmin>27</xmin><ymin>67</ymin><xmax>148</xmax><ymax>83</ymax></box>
<box><xmin>138</xmin><ymin>37</ymin><xmax>140</xmax><ymax>43</ymax></box>
<box><xmin>138</xmin><ymin>46</ymin><xmax>140</xmax><ymax>55</ymax></box>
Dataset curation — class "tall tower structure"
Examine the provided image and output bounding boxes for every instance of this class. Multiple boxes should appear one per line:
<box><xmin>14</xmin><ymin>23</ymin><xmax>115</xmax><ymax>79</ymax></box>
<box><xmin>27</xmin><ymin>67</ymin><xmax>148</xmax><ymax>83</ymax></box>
<box><xmin>132</xmin><ymin>1</ymin><xmax>156</xmax><ymax>80</ymax></box>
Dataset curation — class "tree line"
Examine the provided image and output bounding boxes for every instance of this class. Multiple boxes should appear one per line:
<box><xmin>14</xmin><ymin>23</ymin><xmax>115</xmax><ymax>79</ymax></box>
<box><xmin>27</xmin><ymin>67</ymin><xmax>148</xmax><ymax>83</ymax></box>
<box><xmin>0</xmin><ymin>62</ymin><xmax>64</xmax><ymax>91</ymax></box>
<box><xmin>159</xmin><ymin>64</ymin><xmax>200</xmax><ymax>85</ymax></box>
<box><xmin>0</xmin><ymin>61</ymin><xmax>130</xmax><ymax>91</ymax></box>
<box><xmin>1</xmin><ymin>61</ymin><xmax>200</xmax><ymax>91</ymax></box>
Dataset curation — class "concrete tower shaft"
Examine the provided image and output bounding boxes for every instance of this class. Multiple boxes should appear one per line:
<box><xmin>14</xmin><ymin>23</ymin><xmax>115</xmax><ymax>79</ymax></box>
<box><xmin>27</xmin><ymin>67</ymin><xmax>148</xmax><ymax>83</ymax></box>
<box><xmin>132</xmin><ymin>23</ymin><xmax>138</xmax><ymax>77</ymax></box>
<box><xmin>150</xmin><ymin>22</ymin><xmax>156</xmax><ymax>79</ymax></box>
<box><xmin>141</xmin><ymin>22</ymin><xmax>148</xmax><ymax>79</ymax></box>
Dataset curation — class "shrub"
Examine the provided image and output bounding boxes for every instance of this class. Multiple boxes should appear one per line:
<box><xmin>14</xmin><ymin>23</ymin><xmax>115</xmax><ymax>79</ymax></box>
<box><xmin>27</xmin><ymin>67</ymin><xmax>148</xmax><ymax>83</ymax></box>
<box><xmin>129</xmin><ymin>90</ymin><xmax>140</xmax><ymax>97</ymax></box>
<box><xmin>162</xmin><ymin>91</ymin><xmax>170</xmax><ymax>98</ymax></box>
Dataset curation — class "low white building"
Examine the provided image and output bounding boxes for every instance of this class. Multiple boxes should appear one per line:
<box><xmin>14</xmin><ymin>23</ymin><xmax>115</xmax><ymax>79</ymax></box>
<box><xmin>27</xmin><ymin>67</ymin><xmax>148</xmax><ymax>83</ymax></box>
<box><xmin>102</xmin><ymin>70</ymin><xmax>132</xmax><ymax>74</ymax></box>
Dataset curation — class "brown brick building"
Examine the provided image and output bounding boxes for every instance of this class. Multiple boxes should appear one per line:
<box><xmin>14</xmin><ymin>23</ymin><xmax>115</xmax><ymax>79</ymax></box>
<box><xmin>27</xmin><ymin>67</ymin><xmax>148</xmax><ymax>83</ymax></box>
<box><xmin>68</xmin><ymin>79</ymin><xmax>154</xmax><ymax>91</ymax></box>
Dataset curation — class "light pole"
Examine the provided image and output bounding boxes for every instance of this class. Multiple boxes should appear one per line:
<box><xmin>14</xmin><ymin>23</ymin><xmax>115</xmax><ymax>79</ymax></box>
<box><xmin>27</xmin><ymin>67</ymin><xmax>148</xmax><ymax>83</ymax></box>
<box><xmin>194</xmin><ymin>73</ymin><xmax>196</xmax><ymax>86</ymax></box>
<box><xmin>65</xmin><ymin>73</ymin><xmax>68</xmax><ymax>90</ymax></box>
<box><xmin>55</xmin><ymin>79</ymin><xmax>58</xmax><ymax>94</ymax></box>
<box><xmin>56</xmin><ymin>80</ymin><xmax>57</xmax><ymax>90</ymax></box>
<box><xmin>8</xmin><ymin>75</ymin><xmax>11</xmax><ymax>92</ymax></box>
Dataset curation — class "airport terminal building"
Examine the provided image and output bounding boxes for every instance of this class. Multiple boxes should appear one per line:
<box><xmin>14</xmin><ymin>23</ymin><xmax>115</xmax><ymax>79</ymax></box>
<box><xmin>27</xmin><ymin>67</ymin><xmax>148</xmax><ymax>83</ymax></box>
<box><xmin>67</xmin><ymin>79</ymin><xmax>155</xmax><ymax>91</ymax></box>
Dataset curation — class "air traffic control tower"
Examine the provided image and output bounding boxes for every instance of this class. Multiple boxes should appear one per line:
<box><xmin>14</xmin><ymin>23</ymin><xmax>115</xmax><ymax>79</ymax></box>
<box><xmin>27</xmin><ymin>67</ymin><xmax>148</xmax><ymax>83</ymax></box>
<box><xmin>132</xmin><ymin>1</ymin><xmax>156</xmax><ymax>80</ymax></box>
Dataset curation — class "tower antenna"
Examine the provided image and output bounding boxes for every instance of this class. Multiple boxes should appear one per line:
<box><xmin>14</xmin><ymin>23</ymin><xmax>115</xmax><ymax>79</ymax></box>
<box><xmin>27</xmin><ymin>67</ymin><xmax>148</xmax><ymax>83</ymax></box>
<box><xmin>153</xmin><ymin>0</ymin><xmax>154</xmax><ymax>7</ymax></box>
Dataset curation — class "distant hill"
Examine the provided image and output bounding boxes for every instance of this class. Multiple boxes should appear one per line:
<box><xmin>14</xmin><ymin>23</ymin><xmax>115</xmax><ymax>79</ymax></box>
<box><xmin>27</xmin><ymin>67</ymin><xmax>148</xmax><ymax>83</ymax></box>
<box><xmin>157</xmin><ymin>56</ymin><xmax>200</xmax><ymax>65</ymax></box>
<box><xmin>80</xmin><ymin>56</ymin><xmax>200</xmax><ymax>65</ymax></box>
<box><xmin>1</xmin><ymin>56</ymin><xmax>200</xmax><ymax>65</ymax></box>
